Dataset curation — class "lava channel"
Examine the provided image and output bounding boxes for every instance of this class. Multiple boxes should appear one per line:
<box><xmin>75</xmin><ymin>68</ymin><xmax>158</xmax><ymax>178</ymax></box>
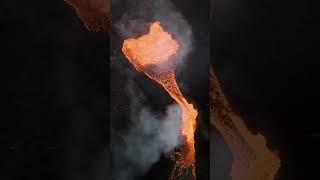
<box><xmin>122</xmin><ymin>21</ymin><xmax>198</xmax><ymax>180</ymax></box>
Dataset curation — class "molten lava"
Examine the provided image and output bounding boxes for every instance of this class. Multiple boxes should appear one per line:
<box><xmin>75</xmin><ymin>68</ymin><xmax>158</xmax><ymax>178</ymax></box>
<box><xmin>210</xmin><ymin>67</ymin><xmax>281</xmax><ymax>180</ymax></box>
<box><xmin>122</xmin><ymin>21</ymin><xmax>198</xmax><ymax>179</ymax></box>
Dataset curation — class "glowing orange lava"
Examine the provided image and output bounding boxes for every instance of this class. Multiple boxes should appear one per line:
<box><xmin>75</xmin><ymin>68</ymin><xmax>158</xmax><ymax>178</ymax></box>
<box><xmin>122</xmin><ymin>21</ymin><xmax>198</xmax><ymax>179</ymax></box>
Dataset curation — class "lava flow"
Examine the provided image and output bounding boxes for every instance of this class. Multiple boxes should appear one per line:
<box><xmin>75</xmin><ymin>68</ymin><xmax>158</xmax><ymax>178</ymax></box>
<box><xmin>122</xmin><ymin>21</ymin><xmax>198</xmax><ymax>179</ymax></box>
<box><xmin>210</xmin><ymin>67</ymin><xmax>281</xmax><ymax>180</ymax></box>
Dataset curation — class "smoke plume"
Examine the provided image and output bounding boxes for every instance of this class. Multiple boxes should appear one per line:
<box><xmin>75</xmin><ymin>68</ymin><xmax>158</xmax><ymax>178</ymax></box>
<box><xmin>111</xmin><ymin>80</ymin><xmax>183</xmax><ymax>180</ymax></box>
<box><xmin>110</xmin><ymin>0</ymin><xmax>194</xmax><ymax>179</ymax></box>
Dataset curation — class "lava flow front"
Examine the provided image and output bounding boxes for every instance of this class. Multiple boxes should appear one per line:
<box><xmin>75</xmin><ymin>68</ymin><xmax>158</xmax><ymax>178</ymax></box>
<box><xmin>122</xmin><ymin>21</ymin><xmax>198</xmax><ymax>179</ymax></box>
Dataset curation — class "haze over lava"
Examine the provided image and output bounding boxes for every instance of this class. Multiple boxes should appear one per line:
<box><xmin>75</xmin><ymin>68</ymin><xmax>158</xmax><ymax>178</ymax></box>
<box><xmin>122</xmin><ymin>21</ymin><xmax>198</xmax><ymax>179</ymax></box>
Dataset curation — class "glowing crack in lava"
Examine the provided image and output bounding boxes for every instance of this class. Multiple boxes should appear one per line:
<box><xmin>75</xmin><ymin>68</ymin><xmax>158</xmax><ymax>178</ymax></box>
<box><xmin>210</xmin><ymin>67</ymin><xmax>281</xmax><ymax>180</ymax></box>
<box><xmin>122</xmin><ymin>21</ymin><xmax>198</xmax><ymax>179</ymax></box>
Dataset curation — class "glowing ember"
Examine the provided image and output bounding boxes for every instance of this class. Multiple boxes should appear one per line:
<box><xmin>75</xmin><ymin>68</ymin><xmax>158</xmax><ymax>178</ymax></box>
<box><xmin>122</xmin><ymin>21</ymin><xmax>198</xmax><ymax>179</ymax></box>
<box><xmin>210</xmin><ymin>67</ymin><xmax>281</xmax><ymax>180</ymax></box>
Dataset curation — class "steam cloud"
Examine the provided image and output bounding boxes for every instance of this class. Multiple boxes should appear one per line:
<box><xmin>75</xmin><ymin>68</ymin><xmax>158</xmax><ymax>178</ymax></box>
<box><xmin>110</xmin><ymin>0</ymin><xmax>194</xmax><ymax>179</ymax></box>
<box><xmin>111</xmin><ymin>80</ymin><xmax>182</xmax><ymax>180</ymax></box>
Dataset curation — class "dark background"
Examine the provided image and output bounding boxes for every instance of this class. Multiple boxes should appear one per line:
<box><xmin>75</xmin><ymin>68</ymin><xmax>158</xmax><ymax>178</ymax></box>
<box><xmin>1</xmin><ymin>0</ymin><xmax>319</xmax><ymax>180</ymax></box>
<box><xmin>212</xmin><ymin>0</ymin><xmax>319</xmax><ymax>179</ymax></box>
<box><xmin>0</xmin><ymin>1</ymin><xmax>108</xmax><ymax>180</ymax></box>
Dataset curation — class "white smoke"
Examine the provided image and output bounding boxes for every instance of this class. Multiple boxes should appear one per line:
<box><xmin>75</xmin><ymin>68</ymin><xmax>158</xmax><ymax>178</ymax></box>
<box><xmin>111</xmin><ymin>80</ymin><xmax>183</xmax><ymax>180</ymax></box>
<box><xmin>110</xmin><ymin>0</ymin><xmax>194</xmax><ymax>179</ymax></box>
